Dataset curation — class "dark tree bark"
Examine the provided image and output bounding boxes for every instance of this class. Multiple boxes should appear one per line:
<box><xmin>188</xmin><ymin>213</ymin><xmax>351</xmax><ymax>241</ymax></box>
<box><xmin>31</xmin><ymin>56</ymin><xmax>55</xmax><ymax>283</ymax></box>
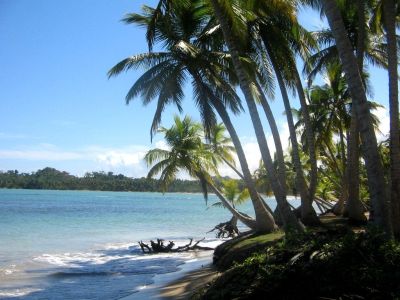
<box><xmin>211</xmin><ymin>0</ymin><xmax>304</xmax><ymax>232</ymax></box>
<box><xmin>322</xmin><ymin>0</ymin><xmax>390</xmax><ymax>233</ymax></box>
<box><xmin>345</xmin><ymin>0</ymin><xmax>367</xmax><ymax>223</ymax></box>
<box><xmin>383</xmin><ymin>0</ymin><xmax>400</xmax><ymax>237</ymax></box>
<box><xmin>293</xmin><ymin>70</ymin><xmax>318</xmax><ymax>204</ymax></box>
<box><xmin>265</xmin><ymin>42</ymin><xmax>319</xmax><ymax>225</ymax></box>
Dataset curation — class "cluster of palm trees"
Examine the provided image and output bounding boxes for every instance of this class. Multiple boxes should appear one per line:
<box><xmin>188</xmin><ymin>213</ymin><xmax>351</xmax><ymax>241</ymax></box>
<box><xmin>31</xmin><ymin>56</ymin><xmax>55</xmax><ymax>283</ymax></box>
<box><xmin>109</xmin><ymin>0</ymin><xmax>399</xmax><ymax>237</ymax></box>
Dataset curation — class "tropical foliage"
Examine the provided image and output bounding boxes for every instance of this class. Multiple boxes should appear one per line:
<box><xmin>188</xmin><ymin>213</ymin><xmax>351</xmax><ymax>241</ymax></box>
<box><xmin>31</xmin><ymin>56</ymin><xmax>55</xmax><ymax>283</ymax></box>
<box><xmin>0</xmin><ymin>167</ymin><xmax>212</xmax><ymax>192</ymax></box>
<box><xmin>110</xmin><ymin>0</ymin><xmax>399</xmax><ymax>237</ymax></box>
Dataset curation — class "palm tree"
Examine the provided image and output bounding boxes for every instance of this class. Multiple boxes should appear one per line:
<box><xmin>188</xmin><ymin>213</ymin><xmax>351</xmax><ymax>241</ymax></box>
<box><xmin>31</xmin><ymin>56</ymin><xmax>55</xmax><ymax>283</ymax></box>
<box><xmin>299</xmin><ymin>68</ymin><xmax>351</xmax><ymax>208</ymax></box>
<box><xmin>208</xmin><ymin>0</ymin><xmax>304</xmax><ymax>232</ymax></box>
<box><xmin>207</xmin><ymin>123</ymin><xmax>243</xmax><ymax>180</ymax></box>
<box><xmin>109</xmin><ymin>2</ymin><xmax>277</xmax><ymax>232</ymax></box>
<box><xmin>308</xmin><ymin>0</ymin><xmax>389</xmax><ymax>232</ymax></box>
<box><xmin>299</xmin><ymin>60</ymin><xmax>381</xmax><ymax>221</ymax></box>
<box><xmin>303</xmin><ymin>0</ymin><xmax>390</xmax><ymax>222</ymax></box>
<box><xmin>216</xmin><ymin>179</ymin><xmax>250</xmax><ymax>208</ymax></box>
<box><xmin>251</xmin><ymin>9</ymin><xmax>319</xmax><ymax>224</ymax></box>
<box><xmin>145</xmin><ymin>115</ymin><xmax>257</xmax><ymax>228</ymax></box>
<box><xmin>382</xmin><ymin>0</ymin><xmax>400</xmax><ymax>237</ymax></box>
<box><xmin>211</xmin><ymin>179</ymin><xmax>251</xmax><ymax>228</ymax></box>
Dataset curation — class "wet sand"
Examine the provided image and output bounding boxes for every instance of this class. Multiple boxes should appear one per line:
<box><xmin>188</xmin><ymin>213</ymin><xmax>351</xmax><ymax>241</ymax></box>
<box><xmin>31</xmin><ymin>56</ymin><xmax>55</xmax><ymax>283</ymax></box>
<box><xmin>159</xmin><ymin>264</ymin><xmax>219</xmax><ymax>299</ymax></box>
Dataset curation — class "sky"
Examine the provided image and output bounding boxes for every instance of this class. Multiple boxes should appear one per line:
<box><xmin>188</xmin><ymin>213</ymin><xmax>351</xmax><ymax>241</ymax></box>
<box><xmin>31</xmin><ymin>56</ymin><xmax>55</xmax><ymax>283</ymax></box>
<box><xmin>0</xmin><ymin>1</ymin><xmax>391</xmax><ymax>178</ymax></box>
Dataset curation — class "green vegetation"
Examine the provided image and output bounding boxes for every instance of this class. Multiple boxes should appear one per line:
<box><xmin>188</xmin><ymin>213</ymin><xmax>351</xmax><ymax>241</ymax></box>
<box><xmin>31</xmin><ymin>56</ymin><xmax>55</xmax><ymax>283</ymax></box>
<box><xmin>202</xmin><ymin>228</ymin><xmax>400</xmax><ymax>299</ymax></box>
<box><xmin>110</xmin><ymin>0</ymin><xmax>399</xmax><ymax>237</ymax></box>
<box><xmin>0</xmin><ymin>167</ymin><xmax>208</xmax><ymax>193</ymax></box>
<box><xmin>106</xmin><ymin>0</ymin><xmax>399</xmax><ymax>296</ymax></box>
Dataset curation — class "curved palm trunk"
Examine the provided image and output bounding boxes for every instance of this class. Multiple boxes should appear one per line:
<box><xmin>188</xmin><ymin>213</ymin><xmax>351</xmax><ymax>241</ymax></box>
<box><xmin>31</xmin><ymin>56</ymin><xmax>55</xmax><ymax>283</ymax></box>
<box><xmin>335</xmin><ymin>123</ymin><xmax>350</xmax><ymax>216</ymax></box>
<box><xmin>221</xmin><ymin>156</ymin><xmax>244</xmax><ymax>180</ymax></box>
<box><xmin>255</xmin><ymin>81</ymin><xmax>286</xmax><ymax>194</ymax></box>
<box><xmin>221</xmin><ymin>152</ymin><xmax>275</xmax><ymax>217</ymax></box>
<box><xmin>338</xmin><ymin>124</ymin><xmax>347</xmax><ymax>169</ymax></box>
<box><xmin>210</xmin><ymin>0</ymin><xmax>304</xmax><ymax>232</ymax></box>
<box><xmin>332</xmin><ymin>129</ymin><xmax>348</xmax><ymax>215</ymax></box>
<box><xmin>345</xmin><ymin>105</ymin><xmax>367</xmax><ymax>222</ymax></box>
<box><xmin>266</xmin><ymin>46</ymin><xmax>319</xmax><ymax>225</ymax></box>
<box><xmin>322</xmin><ymin>0</ymin><xmax>390</xmax><ymax>233</ymax></box>
<box><xmin>333</xmin><ymin>182</ymin><xmax>346</xmax><ymax>215</ymax></box>
<box><xmin>189</xmin><ymin>69</ymin><xmax>277</xmax><ymax>232</ymax></box>
<box><xmin>384</xmin><ymin>0</ymin><xmax>400</xmax><ymax>237</ymax></box>
<box><xmin>229</xmin><ymin>215</ymin><xmax>238</xmax><ymax>228</ymax></box>
<box><xmin>293</xmin><ymin>70</ymin><xmax>318</xmax><ymax>203</ymax></box>
<box><xmin>207</xmin><ymin>179</ymin><xmax>257</xmax><ymax>229</ymax></box>
<box><xmin>344</xmin><ymin>0</ymin><xmax>367</xmax><ymax>223</ymax></box>
<box><xmin>211</xmin><ymin>99</ymin><xmax>277</xmax><ymax>232</ymax></box>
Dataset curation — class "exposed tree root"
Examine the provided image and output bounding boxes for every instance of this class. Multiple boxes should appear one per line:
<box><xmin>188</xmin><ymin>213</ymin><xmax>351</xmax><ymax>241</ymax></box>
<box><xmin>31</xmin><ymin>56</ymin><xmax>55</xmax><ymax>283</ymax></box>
<box><xmin>208</xmin><ymin>217</ymin><xmax>239</xmax><ymax>238</ymax></box>
<box><xmin>138</xmin><ymin>238</ymin><xmax>213</xmax><ymax>253</ymax></box>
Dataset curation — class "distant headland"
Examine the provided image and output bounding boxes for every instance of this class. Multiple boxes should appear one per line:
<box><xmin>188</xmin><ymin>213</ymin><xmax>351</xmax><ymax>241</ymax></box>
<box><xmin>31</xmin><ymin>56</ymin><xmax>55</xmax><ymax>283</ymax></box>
<box><xmin>0</xmin><ymin>167</ymin><xmax>239</xmax><ymax>193</ymax></box>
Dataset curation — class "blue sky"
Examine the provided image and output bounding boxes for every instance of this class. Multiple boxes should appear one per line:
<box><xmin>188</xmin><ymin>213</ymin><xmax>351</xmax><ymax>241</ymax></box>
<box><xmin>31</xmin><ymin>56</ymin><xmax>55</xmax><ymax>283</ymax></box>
<box><xmin>0</xmin><ymin>1</ymin><xmax>390</xmax><ymax>178</ymax></box>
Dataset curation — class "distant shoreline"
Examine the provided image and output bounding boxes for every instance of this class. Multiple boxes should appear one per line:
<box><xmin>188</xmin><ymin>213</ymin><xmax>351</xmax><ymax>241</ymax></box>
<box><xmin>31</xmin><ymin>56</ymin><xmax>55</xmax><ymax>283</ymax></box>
<box><xmin>0</xmin><ymin>187</ymin><xmax>300</xmax><ymax>199</ymax></box>
<box><xmin>0</xmin><ymin>187</ymin><xmax>205</xmax><ymax>194</ymax></box>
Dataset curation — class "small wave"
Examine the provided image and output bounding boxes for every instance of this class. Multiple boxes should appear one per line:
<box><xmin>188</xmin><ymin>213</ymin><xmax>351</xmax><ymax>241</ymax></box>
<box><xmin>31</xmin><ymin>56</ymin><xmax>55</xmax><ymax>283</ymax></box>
<box><xmin>1</xmin><ymin>238</ymin><xmax>218</xmax><ymax>300</ymax></box>
<box><xmin>51</xmin><ymin>271</ymin><xmax>119</xmax><ymax>277</ymax></box>
<box><xmin>0</xmin><ymin>288</ymin><xmax>42</xmax><ymax>298</ymax></box>
<box><xmin>32</xmin><ymin>238</ymin><xmax>219</xmax><ymax>279</ymax></box>
<box><xmin>0</xmin><ymin>264</ymin><xmax>18</xmax><ymax>276</ymax></box>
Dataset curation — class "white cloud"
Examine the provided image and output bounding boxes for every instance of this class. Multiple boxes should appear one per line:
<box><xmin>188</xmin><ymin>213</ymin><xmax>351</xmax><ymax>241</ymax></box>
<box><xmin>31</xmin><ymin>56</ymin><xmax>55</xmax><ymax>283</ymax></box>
<box><xmin>96</xmin><ymin>150</ymin><xmax>147</xmax><ymax>167</ymax></box>
<box><xmin>219</xmin><ymin>122</ymin><xmax>291</xmax><ymax>178</ymax></box>
<box><xmin>154</xmin><ymin>140</ymin><xmax>170</xmax><ymax>150</ymax></box>
<box><xmin>0</xmin><ymin>121</ymin><xmax>298</xmax><ymax>179</ymax></box>
<box><xmin>374</xmin><ymin>106</ymin><xmax>390</xmax><ymax>141</ymax></box>
<box><xmin>0</xmin><ymin>144</ymin><xmax>151</xmax><ymax>176</ymax></box>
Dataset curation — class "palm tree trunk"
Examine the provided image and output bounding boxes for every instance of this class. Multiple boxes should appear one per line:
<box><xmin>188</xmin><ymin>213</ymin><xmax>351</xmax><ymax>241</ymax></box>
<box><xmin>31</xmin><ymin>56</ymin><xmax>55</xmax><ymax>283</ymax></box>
<box><xmin>265</xmin><ymin>44</ymin><xmax>319</xmax><ymax>225</ymax></box>
<box><xmin>189</xmin><ymin>68</ymin><xmax>277</xmax><ymax>232</ymax></box>
<box><xmin>333</xmin><ymin>181</ymin><xmax>346</xmax><ymax>215</ymax></box>
<box><xmin>207</xmin><ymin>179</ymin><xmax>257</xmax><ymax>229</ymax></box>
<box><xmin>337</xmin><ymin>121</ymin><xmax>350</xmax><ymax>216</ymax></box>
<box><xmin>322</xmin><ymin>0</ymin><xmax>390</xmax><ymax>233</ymax></box>
<box><xmin>220</xmin><ymin>149</ymin><xmax>275</xmax><ymax>217</ymax></box>
<box><xmin>293</xmin><ymin>70</ymin><xmax>318</xmax><ymax>204</ymax></box>
<box><xmin>255</xmin><ymin>81</ymin><xmax>286</xmax><ymax>194</ymax></box>
<box><xmin>221</xmin><ymin>156</ymin><xmax>244</xmax><ymax>180</ymax></box>
<box><xmin>211</xmin><ymin>99</ymin><xmax>277</xmax><ymax>232</ymax></box>
<box><xmin>345</xmin><ymin>105</ymin><xmax>367</xmax><ymax>222</ymax></box>
<box><xmin>338</xmin><ymin>124</ymin><xmax>346</xmax><ymax>170</ymax></box>
<box><xmin>383</xmin><ymin>0</ymin><xmax>400</xmax><ymax>237</ymax></box>
<box><xmin>210</xmin><ymin>0</ymin><xmax>304</xmax><ymax>232</ymax></box>
<box><xmin>356</xmin><ymin>0</ymin><xmax>366</xmax><ymax>69</ymax></box>
<box><xmin>323</xmin><ymin>141</ymin><xmax>344</xmax><ymax>178</ymax></box>
<box><xmin>344</xmin><ymin>0</ymin><xmax>367</xmax><ymax>223</ymax></box>
<box><xmin>229</xmin><ymin>215</ymin><xmax>238</xmax><ymax>228</ymax></box>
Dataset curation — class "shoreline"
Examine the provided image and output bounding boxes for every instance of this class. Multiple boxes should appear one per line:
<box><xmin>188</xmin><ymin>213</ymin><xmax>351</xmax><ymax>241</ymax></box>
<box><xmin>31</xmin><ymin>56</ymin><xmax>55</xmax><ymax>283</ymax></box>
<box><xmin>159</xmin><ymin>264</ymin><xmax>219</xmax><ymax>299</ymax></box>
<box><xmin>120</xmin><ymin>250</ymin><xmax>216</xmax><ymax>300</ymax></box>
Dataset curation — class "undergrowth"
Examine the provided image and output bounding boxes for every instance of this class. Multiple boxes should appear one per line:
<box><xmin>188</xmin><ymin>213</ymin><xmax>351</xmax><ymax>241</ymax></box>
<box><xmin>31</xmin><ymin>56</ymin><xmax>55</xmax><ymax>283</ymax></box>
<box><xmin>202</xmin><ymin>229</ymin><xmax>400</xmax><ymax>299</ymax></box>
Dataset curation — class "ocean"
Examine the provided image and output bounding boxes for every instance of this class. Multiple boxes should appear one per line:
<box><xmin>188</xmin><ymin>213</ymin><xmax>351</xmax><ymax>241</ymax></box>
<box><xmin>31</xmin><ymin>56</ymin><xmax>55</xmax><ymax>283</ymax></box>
<box><xmin>0</xmin><ymin>189</ymin><xmax>292</xmax><ymax>299</ymax></box>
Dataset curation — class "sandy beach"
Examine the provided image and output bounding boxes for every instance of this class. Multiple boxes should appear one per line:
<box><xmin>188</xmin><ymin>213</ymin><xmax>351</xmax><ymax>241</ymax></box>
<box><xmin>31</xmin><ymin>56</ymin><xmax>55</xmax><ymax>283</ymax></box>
<box><xmin>159</xmin><ymin>264</ymin><xmax>219</xmax><ymax>299</ymax></box>
<box><xmin>119</xmin><ymin>250</ymin><xmax>219</xmax><ymax>300</ymax></box>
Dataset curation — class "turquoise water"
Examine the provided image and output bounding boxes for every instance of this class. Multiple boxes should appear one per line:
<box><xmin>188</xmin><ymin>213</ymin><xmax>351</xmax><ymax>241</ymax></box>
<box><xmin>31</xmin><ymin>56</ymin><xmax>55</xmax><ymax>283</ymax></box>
<box><xmin>0</xmin><ymin>189</ymin><xmax>271</xmax><ymax>299</ymax></box>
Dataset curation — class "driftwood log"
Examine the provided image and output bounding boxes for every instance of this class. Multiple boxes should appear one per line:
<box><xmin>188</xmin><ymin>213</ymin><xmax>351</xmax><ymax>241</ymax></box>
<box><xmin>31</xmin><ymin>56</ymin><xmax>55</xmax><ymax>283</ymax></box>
<box><xmin>138</xmin><ymin>238</ymin><xmax>213</xmax><ymax>254</ymax></box>
<box><xmin>208</xmin><ymin>217</ymin><xmax>239</xmax><ymax>238</ymax></box>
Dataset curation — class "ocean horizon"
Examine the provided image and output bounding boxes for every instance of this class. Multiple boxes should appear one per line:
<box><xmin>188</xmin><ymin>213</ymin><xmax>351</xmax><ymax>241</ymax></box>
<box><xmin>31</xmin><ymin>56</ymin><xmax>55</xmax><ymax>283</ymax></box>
<box><xmin>0</xmin><ymin>189</ymin><xmax>296</xmax><ymax>299</ymax></box>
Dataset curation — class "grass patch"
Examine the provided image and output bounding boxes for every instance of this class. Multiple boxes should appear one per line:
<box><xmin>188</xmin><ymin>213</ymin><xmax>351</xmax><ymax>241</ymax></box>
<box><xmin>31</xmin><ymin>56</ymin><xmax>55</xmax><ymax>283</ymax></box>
<box><xmin>231</xmin><ymin>232</ymin><xmax>284</xmax><ymax>250</ymax></box>
<box><xmin>213</xmin><ymin>231</ymin><xmax>284</xmax><ymax>270</ymax></box>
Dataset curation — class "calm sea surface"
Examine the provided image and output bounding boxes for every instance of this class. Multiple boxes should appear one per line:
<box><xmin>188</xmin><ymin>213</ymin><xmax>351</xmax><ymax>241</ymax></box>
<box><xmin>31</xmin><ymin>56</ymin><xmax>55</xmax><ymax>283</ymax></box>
<box><xmin>0</xmin><ymin>189</ymin><xmax>290</xmax><ymax>299</ymax></box>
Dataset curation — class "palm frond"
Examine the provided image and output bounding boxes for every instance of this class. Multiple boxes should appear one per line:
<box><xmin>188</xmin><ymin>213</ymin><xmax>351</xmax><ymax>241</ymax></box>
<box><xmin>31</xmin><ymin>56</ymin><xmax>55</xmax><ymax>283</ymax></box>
<box><xmin>150</xmin><ymin>65</ymin><xmax>186</xmax><ymax>139</ymax></box>
<box><xmin>108</xmin><ymin>52</ymin><xmax>171</xmax><ymax>78</ymax></box>
<box><xmin>144</xmin><ymin>148</ymin><xmax>170</xmax><ymax>166</ymax></box>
